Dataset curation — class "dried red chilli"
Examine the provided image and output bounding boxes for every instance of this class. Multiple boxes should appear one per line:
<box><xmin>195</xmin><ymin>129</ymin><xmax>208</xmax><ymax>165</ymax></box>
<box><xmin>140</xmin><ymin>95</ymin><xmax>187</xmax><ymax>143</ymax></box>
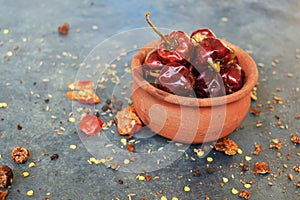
<box><xmin>143</xmin><ymin>12</ymin><xmax>244</xmax><ymax>98</ymax></box>
<box><xmin>0</xmin><ymin>165</ymin><xmax>13</xmax><ymax>188</ymax></box>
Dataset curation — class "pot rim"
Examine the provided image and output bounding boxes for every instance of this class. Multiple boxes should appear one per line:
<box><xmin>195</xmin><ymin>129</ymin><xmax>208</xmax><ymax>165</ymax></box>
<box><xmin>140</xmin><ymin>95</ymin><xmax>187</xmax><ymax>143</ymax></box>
<box><xmin>131</xmin><ymin>39</ymin><xmax>258</xmax><ymax>107</ymax></box>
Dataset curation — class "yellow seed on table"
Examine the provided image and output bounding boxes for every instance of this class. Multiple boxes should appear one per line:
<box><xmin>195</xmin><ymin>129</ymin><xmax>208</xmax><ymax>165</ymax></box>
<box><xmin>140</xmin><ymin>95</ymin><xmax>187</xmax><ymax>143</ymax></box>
<box><xmin>222</xmin><ymin>177</ymin><xmax>229</xmax><ymax>183</ymax></box>
<box><xmin>92</xmin><ymin>25</ymin><xmax>99</xmax><ymax>30</ymax></box>
<box><xmin>28</xmin><ymin>162</ymin><xmax>36</xmax><ymax>168</ymax></box>
<box><xmin>123</xmin><ymin>159</ymin><xmax>130</xmax><ymax>164</ymax></box>
<box><xmin>231</xmin><ymin>188</ymin><xmax>239</xmax><ymax>194</ymax></box>
<box><xmin>221</xmin><ymin>17</ymin><xmax>228</xmax><ymax>22</ymax></box>
<box><xmin>0</xmin><ymin>102</ymin><xmax>8</xmax><ymax>108</ymax></box>
<box><xmin>138</xmin><ymin>175</ymin><xmax>145</xmax><ymax>181</ymax></box>
<box><xmin>245</xmin><ymin>156</ymin><xmax>252</xmax><ymax>161</ymax></box>
<box><xmin>22</xmin><ymin>172</ymin><xmax>30</xmax><ymax>177</ymax></box>
<box><xmin>3</xmin><ymin>29</ymin><xmax>9</xmax><ymax>34</ymax></box>
<box><xmin>184</xmin><ymin>185</ymin><xmax>190</xmax><ymax>192</ymax></box>
<box><xmin>94</xmin><ymin>159</ymin><xmax>103</xmax><ymax>165</ymax></box>
<box><xmin>26</xmin><ymin>190</ymin><xmax>34</xmax><ymax>196</ymax></box>
<box><xmin>171</xmin><ymin>197</ymin><xmax>179</xmax><ymax>200</ymax></box>
<box><xmin>89</xmin><ymin>157</ymin><xmax>96</xmax><ymax>163</ymax></box>
<box><xmin>120</xmin><ymin>138</ymin><xmax>127</xmax><ymax>145</ymax></box>
<box><xmin>244</xmin><ymin>183</ymin><xmax>251</xmax><ymax>188</ymax></box>
<box><xmin>6</xmin><ymin>51</ymin><xmax>13</xmax><ymax>57</ymax></box>
<box><xmin>161</xmin><ymin>196</ymin><xmax>168</xmax><ymax>200</ymax></box>
<box><xmin>68</xmin><ymin>117</ymin><xmax>75</xmax><ymax>123</ymax></box>
<box><xmin>207</xmin><ymin>157</ymin><xmax>213</xmax><ymax>162</ymax></box>
<box><xmin>237</xmin><ymin>148</ymin><xmax>243</xmax><ymax>154</ymax></box>
<box><xmin>70</xmin><ymin>144</ymin><xmax>77</xmax><ymax>150</ymax></box>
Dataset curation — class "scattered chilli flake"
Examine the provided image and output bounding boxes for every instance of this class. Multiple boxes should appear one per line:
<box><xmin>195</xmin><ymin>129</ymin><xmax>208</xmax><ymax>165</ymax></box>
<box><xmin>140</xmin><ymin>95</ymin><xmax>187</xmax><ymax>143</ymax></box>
<box><xmin>58</xmin><ymin>23</ymin><xmax>69</xmax><ymax>35</ymax></box>
<box><xmin>66</xmin><ymin>80</ymin><xmax>101</xmax><ymax>104</ymax></box>
<box><xmin>239</xmin><ymin>190</ymin><xmax>251</xmax><ymax>199</ymax></box>
<box><xmin>291</xmin><ymin>135</ymin><xmax>300</xmax><ymax>144</ymax></box>
<box><xmin>293</xmin><ymin>166</ymin><xmax>300</xmax><ymax>172</ymax></box>
<box><xmin>115</xmin><ymin>106</ymin><xmax>142</xmax><ymax>136</ymax></box>
<box><xmin>250</xmin><ymin>107</ymin><xmax>261</xmax><ymax>116</ymax></box>
<box><xmin>288</xmin><ymin>174</ymin><xmax>295</xmax><ymax>181</ymax></box>
<box><xmin>273</xmin><ymin>96</ymin><xmax>283</xmax><ymax>104</ymax></box>
<box><xmin>214</xmin><ymin>137</ymin><xmax>238</xmax><ymax>155</ymax></box>
<box><xmin>270</xmin><ymin>138</ymin><xmax>283</xmax><ymax>150</ymax></box>
<box><xmin>127</xmin><ymin>143</ymin><xmax>135</xmax><ymax>153</ymax></box>
<box><xmin>254</xmin><ymin>162</ymin><xmax>270</xmax><ymax>174</ymax></box>
<box><xmin>252</xmin><ymin>143</ymin><xmax>262</xmax><ymax>155</ymax></box>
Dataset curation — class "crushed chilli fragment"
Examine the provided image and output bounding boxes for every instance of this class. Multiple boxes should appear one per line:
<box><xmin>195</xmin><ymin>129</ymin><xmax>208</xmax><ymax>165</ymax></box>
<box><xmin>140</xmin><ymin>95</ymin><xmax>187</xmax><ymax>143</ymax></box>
<box><xmin>252</xmin><ymin>143</ymin><xmax>262</xmax><ymax>155</ymax></box>
<box><xmin>58</xmin><ymin>23</ymin><xmax>69</xmax><ymax>35</ymax></box>
<box><xmin>66</xmin><ymin>80</ymin><xmax>101</xmax><ymax>104</ymax></box>
<box><xmin>214</xmin><ymin>137</ymin><xmax>238</xmax><ymax>155</ymax></box>
<box><xmin>291</xmin><ymin>135</ymin><xmax>300</xmax><ymax>144</ymax></box>
<box><xmin>79</xmin><ymin>114</ymin><xmax>103</xmax><ymax>136</ymax></box>
<box><xmin>115</xmin><ymin>106</ymin><xmax>142</xmax><ymax>136</ymax></box>
<box><xmin>250</xmin><ymin>107</ymin><xmax>261</xmax><ymax>116</ymax></box>
<box><xmin>254</xmin><ymin>162</ymin><xmax>270</xmax><ymax>175</ymax></box>
<box><xmin>127</xmin><ymin>143</ymin><xmax>135</xmax><ymax>153</ymax></box>
<box><xmin>239</xmin><ymin>189</ymin><xmax>251</xmax><ymax>199</ymax></box>
<box><xmin>50</xmin><ymin>154</ymin><xmax>59</xmax><ymax>160</ymax></box>
<box><xmin>269</xmin><ymin>138</ymin><xmax>283</xmax><ymax>150</ymax></box>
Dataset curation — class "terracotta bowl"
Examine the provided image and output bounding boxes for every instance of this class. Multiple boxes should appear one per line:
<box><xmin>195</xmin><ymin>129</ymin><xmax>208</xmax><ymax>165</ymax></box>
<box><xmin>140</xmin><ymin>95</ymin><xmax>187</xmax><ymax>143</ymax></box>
<box><xmin>131</xmin><ymin>40</ymin><xmax>258</xmax><ymax>144</ymax></box>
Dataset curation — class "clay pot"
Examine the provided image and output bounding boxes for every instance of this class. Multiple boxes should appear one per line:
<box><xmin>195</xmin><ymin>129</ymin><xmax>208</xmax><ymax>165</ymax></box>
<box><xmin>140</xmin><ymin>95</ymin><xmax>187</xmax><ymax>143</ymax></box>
<box><xmin>131</xmin><ymin>40</ymin><xmax>258</xmax><ymax>144</ymax></box>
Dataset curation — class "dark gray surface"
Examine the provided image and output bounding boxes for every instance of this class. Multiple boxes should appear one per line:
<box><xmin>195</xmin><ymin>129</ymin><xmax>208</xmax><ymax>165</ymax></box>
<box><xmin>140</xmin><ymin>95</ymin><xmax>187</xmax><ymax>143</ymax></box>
<box><xmin>0</xmin><ymin>0</ymin><xmax>299</xmax><ymax>199</ymax></box>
